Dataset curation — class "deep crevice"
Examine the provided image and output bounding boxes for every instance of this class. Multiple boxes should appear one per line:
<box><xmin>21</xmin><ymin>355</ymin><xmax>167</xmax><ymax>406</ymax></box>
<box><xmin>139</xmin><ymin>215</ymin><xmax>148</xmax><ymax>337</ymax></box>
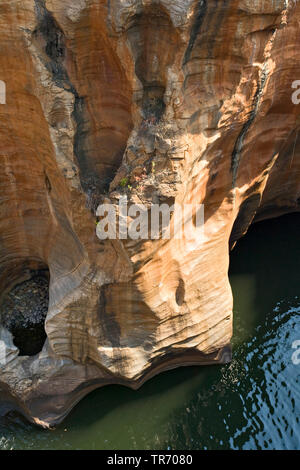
<box><xmin>231</xmin><ymin>65</ymin><xmax>269</xmax><ymax>186</ymax></box>
<box><xmin>33</xmin><ymin>0</ymin><xmax>112</xmax><ymax>204</ymax></box>
<box><xmin>183</xmin><ymin>0</ymin><xmax>207</xmax><ymax>66</ymax></box>
<box><xmin>127</xmin><ymin>5</ymin><xmax>179</xmax><ymax>124</ymax></box>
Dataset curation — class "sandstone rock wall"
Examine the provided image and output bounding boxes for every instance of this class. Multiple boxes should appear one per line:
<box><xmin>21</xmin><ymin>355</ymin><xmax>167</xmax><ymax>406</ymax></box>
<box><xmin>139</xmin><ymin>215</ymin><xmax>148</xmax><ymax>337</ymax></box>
<box><xmin>0</xmin><ymin>0</ymin><xmax>299</xmax><ymax>426</ymax></box>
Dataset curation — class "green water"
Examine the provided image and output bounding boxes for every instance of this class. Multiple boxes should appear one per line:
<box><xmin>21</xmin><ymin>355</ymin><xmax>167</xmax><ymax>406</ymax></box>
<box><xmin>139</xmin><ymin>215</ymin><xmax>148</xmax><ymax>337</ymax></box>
<box><xmin>0</xmin><ymin>214</ymin><xmax>299</xmax><ymax>450</ymax></box>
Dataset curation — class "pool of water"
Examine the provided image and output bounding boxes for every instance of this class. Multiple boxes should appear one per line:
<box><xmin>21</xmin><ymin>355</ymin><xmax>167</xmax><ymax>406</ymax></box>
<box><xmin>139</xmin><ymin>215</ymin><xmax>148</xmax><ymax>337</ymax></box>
<box><xmin>0</xmin><ymin>213</ymin><xmax>299</xmax><ymax>450</ymax></box>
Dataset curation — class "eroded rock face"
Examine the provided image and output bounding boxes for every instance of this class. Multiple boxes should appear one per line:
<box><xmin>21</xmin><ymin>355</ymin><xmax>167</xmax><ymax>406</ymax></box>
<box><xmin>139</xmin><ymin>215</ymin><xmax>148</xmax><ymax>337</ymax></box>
<box><xmin>0</xmin><ymin>0</ymin><xmax>299</xmax><ymax>427</ymax></box>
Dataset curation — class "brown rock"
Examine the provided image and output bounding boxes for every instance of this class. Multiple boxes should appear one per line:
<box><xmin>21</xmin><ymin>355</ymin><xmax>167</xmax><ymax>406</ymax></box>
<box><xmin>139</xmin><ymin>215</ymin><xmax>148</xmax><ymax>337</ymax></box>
<box><xmin>0</xmin><ymin>0</ymin><xmax>299</xmax><ymax>426</ymax></box>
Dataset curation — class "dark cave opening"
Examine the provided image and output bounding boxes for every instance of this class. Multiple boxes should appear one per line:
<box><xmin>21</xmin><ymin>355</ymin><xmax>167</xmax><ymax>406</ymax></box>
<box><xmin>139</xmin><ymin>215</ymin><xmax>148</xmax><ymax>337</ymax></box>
<box><xmin>0</xmin><ymin>269</ymin><xmax>50</xmax><ymax>357</ymax></box>
<box><xmin>229</xmin><ymin>212</ymin><xmax>300</xmax><ymax>322</ymax></box>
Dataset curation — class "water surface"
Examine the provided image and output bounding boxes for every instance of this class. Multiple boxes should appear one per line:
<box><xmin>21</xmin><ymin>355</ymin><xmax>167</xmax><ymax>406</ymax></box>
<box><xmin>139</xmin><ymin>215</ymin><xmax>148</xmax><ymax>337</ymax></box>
<box><xmin>0</xmin><ymin>213</ymin><xmax>299</xmax><ymax>450</ymax></box>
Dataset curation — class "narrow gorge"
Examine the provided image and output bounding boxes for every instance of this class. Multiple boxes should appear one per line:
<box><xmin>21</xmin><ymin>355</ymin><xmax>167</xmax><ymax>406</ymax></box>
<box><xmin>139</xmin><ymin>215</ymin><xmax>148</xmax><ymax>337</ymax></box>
<box><xmin>0</xmin><ymin>0</ymin><xmax>299</xmax><ymax>428</ymax></box>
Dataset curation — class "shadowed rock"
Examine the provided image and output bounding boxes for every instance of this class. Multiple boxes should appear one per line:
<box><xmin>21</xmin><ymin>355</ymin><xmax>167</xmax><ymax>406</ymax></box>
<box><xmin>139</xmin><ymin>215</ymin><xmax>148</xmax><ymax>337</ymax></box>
<box><xmin>0</xmin><ymin>0</ymin><xmax>299</xmax><ymax>427</ymax></box>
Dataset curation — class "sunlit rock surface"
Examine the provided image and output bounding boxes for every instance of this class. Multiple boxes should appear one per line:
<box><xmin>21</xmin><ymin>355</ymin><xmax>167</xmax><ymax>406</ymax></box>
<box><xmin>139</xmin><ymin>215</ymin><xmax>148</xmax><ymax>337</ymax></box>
<box><xmin>0</xmin><ymin>0</ymin><xmax>299</xmax><ymax>427</ymax></box>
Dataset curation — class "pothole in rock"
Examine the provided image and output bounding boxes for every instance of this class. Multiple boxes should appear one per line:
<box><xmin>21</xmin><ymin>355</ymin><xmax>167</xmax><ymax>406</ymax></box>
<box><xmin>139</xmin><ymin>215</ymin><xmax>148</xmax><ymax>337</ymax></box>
<box><xmin>0</xmin><ymin>273</ymin><xmax>49</xmax><ymax>357</ymax></box>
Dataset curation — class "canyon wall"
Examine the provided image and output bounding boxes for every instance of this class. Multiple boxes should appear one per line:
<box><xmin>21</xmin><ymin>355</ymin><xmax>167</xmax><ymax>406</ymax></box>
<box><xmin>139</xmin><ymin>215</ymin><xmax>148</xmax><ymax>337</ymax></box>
<box><xmin>0</xmin><ymin>0</ymin><xmax>299</xmax><ymax>427</ymax></box>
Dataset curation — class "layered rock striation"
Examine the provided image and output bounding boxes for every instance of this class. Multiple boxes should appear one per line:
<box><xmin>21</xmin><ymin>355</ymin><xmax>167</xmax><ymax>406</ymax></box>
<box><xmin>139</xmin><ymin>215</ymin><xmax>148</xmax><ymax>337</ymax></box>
<box><xmin>0</xmin><ymin>0</ymin><xmax>299</xmax><ymax>426</ymax></box>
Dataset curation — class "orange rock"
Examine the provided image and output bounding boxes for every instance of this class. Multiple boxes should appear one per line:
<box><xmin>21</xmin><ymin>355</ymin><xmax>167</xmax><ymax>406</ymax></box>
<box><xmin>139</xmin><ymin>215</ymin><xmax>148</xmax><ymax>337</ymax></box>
<box><xmin>0</xmin><ymin>0</ymin><xmax>299</xmax><ymax>426</ymax></box>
